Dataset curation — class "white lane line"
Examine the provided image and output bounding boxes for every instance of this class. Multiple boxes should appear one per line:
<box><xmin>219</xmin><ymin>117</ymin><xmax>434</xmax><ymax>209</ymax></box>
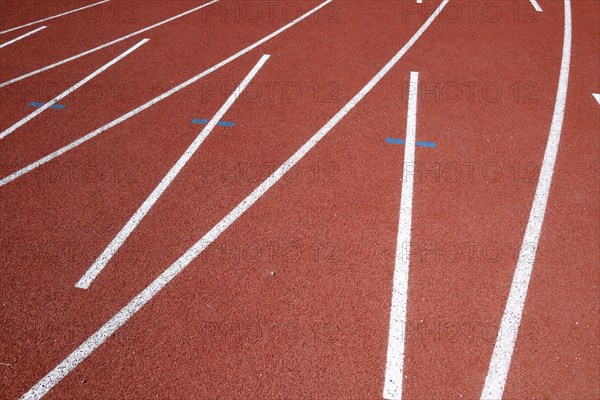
<box><xmin>529</xmin><ymin>0</ymin><xmax>543</xmax><ymax>12</ymax></box>
<box><xmin>0</xmin><ymin>39</ymin><xmax>148</xmax><ymax>140</ymax></box>
<box><xmin>593</xmin><ymin>93</ymin><xmax>600</xmax><ymax>105</ymax></box>
<box><xmin>481</xmin><ymin>0</ymin><xmax>571</xmax><ymax>398</ymax></box>
<box><xmin>20</xmin><ymin>2</ymin><xmax>448</xmax><ymax>398</ymax></box>
<box><xmin>0</xmin><ymin>0</ymin><xmax>332</xmax><ymax>188</ymax></box>
<box><xmin>0</xmin><ymin>0</ymin><xmax>220</xmax><ymax>88</ymax></box>
<box><xmin>0</xmin><ymin>26</ymin><xmax>47</xmax><ymax>49</ymax></box>
<box><xmin>75</xmin><ymin>54</ymin><xmax>270</xmax><ymax>290</ymax></box>
<box><xmin>0</xmin><ymin>0</ymin><xmax>110</xmax><ymax>35</ymax></box>
<box><xmin>383</xmin><ymin>71</ymin><xmax>419</xmax><ymax>400</ymax></box>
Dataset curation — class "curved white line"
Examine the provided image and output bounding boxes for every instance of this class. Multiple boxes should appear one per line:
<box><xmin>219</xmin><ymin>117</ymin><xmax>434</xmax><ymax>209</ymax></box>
<box><xmin>0</xmin><ymin>0</ymin><xmax>219</xmax><ymax>88</ymax></box>
<box><xmin>0</xmin><ymin>26</ymin><xmax>47</xmax><ymax>49</ymax></box>
<box><xmin>0</xmin><ymin>0</ymin><xmax>110</xmax><ymax>35</ymax></box>
<box><xmin>0</xmin><ymin>39</ymin><xmax>149</xmax><ymax>140</ymax></box>
<box><xmin>0</xmin><ymin>0</ymin><xmax>332</xmax><ymax>188</ymax></box>
<box><xmin>481</xmin><ymin>1</ymin><xmax>572</xmax><ymax>398</ymax></box>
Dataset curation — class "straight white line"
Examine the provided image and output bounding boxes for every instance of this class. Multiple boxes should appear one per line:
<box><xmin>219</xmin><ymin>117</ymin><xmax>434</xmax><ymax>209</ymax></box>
<box><xmin>0</xmin><ymin>25</ymin><xmax>47</xmax><ymax>49</ymax></box>
<box><xmin>20</xmin><ymin>2</ymin><xmax>448</xmax><ymax>398</ymax></box>
<box><xmin>481</xmin><ymin>0</ymin><xmax>571</xmax><ymax>399</ymax></box>
<box><xmin>0</xmin><ymin>0</ymin><xmax>332</xmax><ymax>188</ymax></box>
<box><xmin>529</xmin><ymin>0</ymin><xmax>543</xmax><ymax>12</ymax></box>
<box><xmin>593</xmin><ymin>93</ymin><xmax>600</xmax><ymax>105</ymax></box>
<box><xmin>0</xmin><ymin>0</ymin><xmax>110</xmax><ymax>35</ymax></box>
<box><xmin>0</xmin><ymin>39</ymin><xmax>148</xmax><ymax>140</ymax></box>
<box><xmin>75</xmin><ymin>54</ymin><xmax>270</xmax><ymax>290</ymax></box>
<box><xmin>383</xmin><ymin>71</ymin><xmax>419</xmax><ymax>400</ymax></box>
<box><xmin>0</xmin><ymin>0</ymin><xmax>220</xmax><ymax>88</ymax></box>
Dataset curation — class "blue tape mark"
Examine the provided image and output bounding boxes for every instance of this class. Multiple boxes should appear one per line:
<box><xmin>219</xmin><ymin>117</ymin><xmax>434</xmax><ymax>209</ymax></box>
<box><xmin>416</xmin><ymin>141</ymin><xmax>436</xmax><ymax>148</ymax></box>
<box><xmin>28</xmin><ymin>101</ymin><xmax>66</xmax><ymax>110</ymax></box>
<box><xmin>386</xmin><ymin>137</ymin><xmax>436</xmax><ymax>148</ymax></box>
<box><xmin>192</xmin><ymin>118</ymin><xmax>235</xmax><ymax>127</ymax></box>
<box><xmin>386</xmin><ymin>138</ymin><xmax>405</xmax><ymax>145</ymax></box>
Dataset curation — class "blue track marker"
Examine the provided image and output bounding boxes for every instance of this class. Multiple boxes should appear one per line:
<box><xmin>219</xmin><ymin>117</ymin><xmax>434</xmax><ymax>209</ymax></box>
<box><xmin>28</xmin><ymin>101</ymin><xmax>66</xmax><ymax>110</ymax></box>
<box><xmin>192</xmin><ymin>118</ymin><xmax>235</xmax><ymax>127</ymax></box>
<box><xmin>386</xmin><ymin>137</ymin><xmax>436</xmax><ymax>148</ymax></box>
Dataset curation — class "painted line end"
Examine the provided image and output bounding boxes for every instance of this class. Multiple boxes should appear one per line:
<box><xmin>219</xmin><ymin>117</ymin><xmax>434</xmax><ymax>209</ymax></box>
<box><xmin>74</xmin><ymin>283</ymin><xmax>90</xmax><ymax>290</ymax></box>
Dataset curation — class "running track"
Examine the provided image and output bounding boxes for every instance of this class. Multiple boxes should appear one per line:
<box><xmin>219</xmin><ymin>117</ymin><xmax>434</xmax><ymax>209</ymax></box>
<box><xmin>0</xmin><ymin>1</ymin><xmax>598</xmax><ymax>399</ymax></box>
